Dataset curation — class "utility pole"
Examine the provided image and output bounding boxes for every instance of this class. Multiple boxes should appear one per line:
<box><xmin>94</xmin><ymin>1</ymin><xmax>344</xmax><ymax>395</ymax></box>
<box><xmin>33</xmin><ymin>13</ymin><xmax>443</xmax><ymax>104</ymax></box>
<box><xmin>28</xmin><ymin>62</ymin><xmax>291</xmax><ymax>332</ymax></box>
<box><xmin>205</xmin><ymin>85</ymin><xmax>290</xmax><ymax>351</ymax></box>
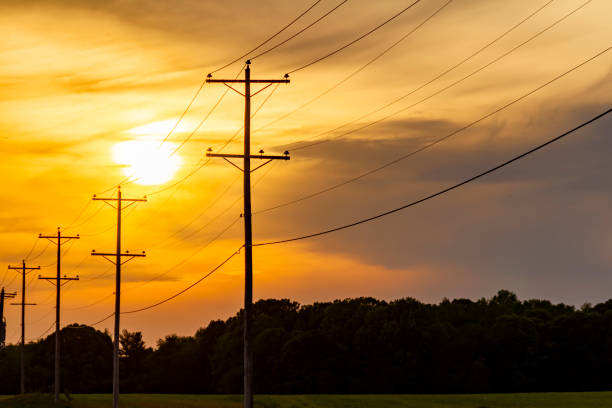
<box><xmin>206</xmin><ymin>60</ymin><xmax>290</xmax><ymax>408</ymax></box>
<box><xmin>38</xmin><ymin>227</ymin><xmax>80</xmax><ymax>404</ymax></box>
<box><xmin>91</xmin><ymin>186</ymin><xmax>146</xmax><ymax>408</ymax></box>
<box><xmin>1</xmin><ymin>288</ymin><xmax>17</xmax><ymax>348</ymax></box>
<box><xmin>8</xmin><ymin>260</ymin><xmax>39</xmax><ymax>394</ymax></box>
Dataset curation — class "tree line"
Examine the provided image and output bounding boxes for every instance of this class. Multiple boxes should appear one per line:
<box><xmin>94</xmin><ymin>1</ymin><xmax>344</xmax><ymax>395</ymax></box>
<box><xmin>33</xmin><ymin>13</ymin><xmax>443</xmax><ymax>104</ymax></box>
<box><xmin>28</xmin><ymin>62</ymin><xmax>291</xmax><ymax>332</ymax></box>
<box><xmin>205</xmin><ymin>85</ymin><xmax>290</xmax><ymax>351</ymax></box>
<box><xmin>1</xmin><ymin>290</ymin><xmax>611</xmax><ymax>394</ymax></box>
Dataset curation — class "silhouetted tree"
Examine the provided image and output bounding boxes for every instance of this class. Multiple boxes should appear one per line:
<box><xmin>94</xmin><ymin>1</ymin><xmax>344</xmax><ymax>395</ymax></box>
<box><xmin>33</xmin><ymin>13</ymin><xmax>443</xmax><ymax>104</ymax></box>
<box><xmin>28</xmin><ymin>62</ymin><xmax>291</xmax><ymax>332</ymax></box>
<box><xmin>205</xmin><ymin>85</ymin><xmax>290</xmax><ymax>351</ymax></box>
<box><xmin>4</xmin><ymin>290</ymin><xmax>612</xmax><ymax>395</ymax></box>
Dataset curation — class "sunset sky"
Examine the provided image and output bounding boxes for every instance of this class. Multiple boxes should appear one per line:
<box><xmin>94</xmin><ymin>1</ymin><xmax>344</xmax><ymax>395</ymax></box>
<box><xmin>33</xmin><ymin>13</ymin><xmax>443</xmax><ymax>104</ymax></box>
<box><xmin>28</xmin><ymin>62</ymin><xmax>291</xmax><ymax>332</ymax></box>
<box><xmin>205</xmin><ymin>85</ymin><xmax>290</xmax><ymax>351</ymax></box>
<box><xmin>1</xmin><ymin>0</ymin><xmax>611</xmax><ymax>345</ymax></box>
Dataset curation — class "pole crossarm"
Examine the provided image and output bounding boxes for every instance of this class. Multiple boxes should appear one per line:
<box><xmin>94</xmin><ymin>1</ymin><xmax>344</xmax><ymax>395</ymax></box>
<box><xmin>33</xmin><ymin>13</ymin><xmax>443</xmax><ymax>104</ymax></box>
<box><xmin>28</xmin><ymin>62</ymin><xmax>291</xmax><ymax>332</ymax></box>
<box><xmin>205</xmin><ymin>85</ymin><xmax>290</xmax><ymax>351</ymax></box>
<box><xmin>93</xmin><ymin>195</ymin><xmax>147</xmax><ymax>211</ymax></box>
<box><xmin>93</xmin><ymin>196</ymin><xmax>147</xmax><ymax>202</ymax></box>
<box><xmin>207</xmin><ymin>151</ymin><xmax>290</xmax><ymax>173</ymax></box>
<box><xmin>39</xmin><ymin>230</ymin><xmax>79</xmax><ymax>243</ymax></box>
<box><xmin>10</xmin><ymin>303</ymin><xmax>36</xmax><ymax>306</ymax></box>
<box><xmin>208</xmin><ymin>78</ymin><xmax>289</xmax><ymax>97</ymax></box>
<box><xmin>206</xmin><ymin>152</ymin><xmax>290</xmax><ymax>160</ymax></box>
<box><xmin>8</xmin><ymin>265</ymin><xmax>40</xmax><ymax>271</ymax></box>
<box><xmin>38</xmin><ymin>275</ymin><xmax>80</xmax><ymax>286</ymax></box>
<box><xmin>91</xmin><ymin>251</ymin><xmax>146</xmax><ymax>265</ymax></box>
<box><xmin>206</xmin><ymin>64</ymin><xmax>289</xmax><ymax>100</ymax></box>
<box><xmin>2</xmin><ymin>292</ymin><xmax>17</xmax><ymax>298</ymax></box>
<box><xmin>206</xmin><ymin>79</ymin><xmax>290</xmax><ymax>84</ymax></box>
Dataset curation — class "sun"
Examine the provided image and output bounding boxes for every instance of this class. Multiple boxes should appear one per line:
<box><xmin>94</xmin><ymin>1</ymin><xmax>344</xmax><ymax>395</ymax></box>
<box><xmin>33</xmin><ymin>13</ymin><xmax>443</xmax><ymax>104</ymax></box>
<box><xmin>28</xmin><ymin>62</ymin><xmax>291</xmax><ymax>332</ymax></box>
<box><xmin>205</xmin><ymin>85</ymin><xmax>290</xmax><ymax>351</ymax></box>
<box><xmin>112</xmin><ymin>141</ymin><xmax>182</xmax><ymax>185</ymax></box>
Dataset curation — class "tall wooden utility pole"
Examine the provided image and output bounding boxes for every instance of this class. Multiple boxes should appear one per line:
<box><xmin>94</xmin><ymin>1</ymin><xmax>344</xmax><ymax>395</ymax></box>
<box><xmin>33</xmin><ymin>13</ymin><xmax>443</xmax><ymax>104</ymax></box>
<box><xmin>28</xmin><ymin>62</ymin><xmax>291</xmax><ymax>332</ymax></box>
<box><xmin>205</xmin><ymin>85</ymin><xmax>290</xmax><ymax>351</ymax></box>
<box><xmin>38</xmin><ymin>227</ymin><xmax>80</xmax><ymax>404</ymax></box>
<box><xmin>206</xmin><ymin>60</ymin><xmax>290</xmax><ymax>408</ymax></box>
<box><xmin>0</xmin><ymin>288</ymin><xmax>17</xmax><ymax>348</ymax></box>
<box><xmin>8</xmin><ymin>260</ymin><xmax>39</xmax><ymax>394</ymax></box>
<box><xmin>91</xmin><ymin>186</ymin><xmax>146</xmax><ymax>408</ymax></box>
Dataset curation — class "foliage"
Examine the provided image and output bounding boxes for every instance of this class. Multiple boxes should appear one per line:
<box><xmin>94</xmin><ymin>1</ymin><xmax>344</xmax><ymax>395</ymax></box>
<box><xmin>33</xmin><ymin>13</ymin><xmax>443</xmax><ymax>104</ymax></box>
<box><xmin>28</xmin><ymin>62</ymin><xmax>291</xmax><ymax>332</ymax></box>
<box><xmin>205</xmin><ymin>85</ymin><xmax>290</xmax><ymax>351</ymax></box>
<box><xmin>2</xmin><ymin>291</ymin><xmax>612</xmax><ymax>394</ymax></box>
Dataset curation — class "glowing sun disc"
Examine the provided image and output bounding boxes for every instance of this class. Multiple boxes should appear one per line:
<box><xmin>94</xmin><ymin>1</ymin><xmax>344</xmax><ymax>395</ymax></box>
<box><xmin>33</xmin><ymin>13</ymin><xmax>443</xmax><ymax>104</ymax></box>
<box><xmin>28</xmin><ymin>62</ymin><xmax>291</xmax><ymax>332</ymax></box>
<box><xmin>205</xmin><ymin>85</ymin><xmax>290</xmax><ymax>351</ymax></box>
<box><xmin>112</xmin><ymin>141</ymin><xmax>182</xmax><ymax>185</ymax></box>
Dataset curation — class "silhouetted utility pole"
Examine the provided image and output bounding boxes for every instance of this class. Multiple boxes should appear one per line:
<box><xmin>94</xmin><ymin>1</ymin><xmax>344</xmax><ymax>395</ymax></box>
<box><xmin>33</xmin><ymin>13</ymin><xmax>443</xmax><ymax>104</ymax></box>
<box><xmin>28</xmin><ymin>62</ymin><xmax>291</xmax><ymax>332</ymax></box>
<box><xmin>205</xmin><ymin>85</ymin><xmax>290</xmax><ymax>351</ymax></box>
<box><xmin>38</xmin><ymin>227</ymin><xmax>80</xmax><ymax>404</ymax></box>
<box><xmin>1</xmin><ymin>288</ymin><xmax>17</xmax><ymax>348</ymax></box>
<box><xmin>8</xmin><ymin>260</ymin><xmax>39</xmax><ymax>394</ymax></box>
<box><xmin>206</xmin><ymin>60</ymin><xmax>290</xmax><ymax>408</ymax></box>
<box><xmin>91</xmin><ymin>186</ymin><xmax>146</xmax><ymax>408</ymax></box>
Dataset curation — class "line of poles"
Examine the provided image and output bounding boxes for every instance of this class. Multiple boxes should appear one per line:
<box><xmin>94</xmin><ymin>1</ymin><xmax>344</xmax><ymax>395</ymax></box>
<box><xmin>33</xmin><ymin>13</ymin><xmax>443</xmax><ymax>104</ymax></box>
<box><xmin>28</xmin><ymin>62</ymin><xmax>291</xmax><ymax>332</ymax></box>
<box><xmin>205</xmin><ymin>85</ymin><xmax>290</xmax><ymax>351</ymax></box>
<box><xmin>3</xmin><ymin>62</ymin><xmax>289</xmax><ymax>408</ymax></box>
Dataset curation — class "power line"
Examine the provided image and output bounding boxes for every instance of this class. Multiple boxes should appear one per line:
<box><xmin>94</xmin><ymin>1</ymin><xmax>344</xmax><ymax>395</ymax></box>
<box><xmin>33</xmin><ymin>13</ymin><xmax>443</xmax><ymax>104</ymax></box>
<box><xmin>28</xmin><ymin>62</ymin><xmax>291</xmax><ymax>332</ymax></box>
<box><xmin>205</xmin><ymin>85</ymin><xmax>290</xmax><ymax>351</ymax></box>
<box><xmin>286</xmin><ymin>0</ymin><xmax>422</xmax><ymax>74</ymax></box>
<box><xmin>89</xmin><ymin>312</ymin><xmax>115</xmax><ymax>327</ymax></box>
<box><xmin>254</xmin><ymin>39</ymin><xmax>608</xmax><ymax>217</ymax></box>
<box><xmin>146</xmin><ymin>78</ymin><xmax>281</xmax><ymax>197</ymax></box>
<box><xmin>291</xmin><ymin>0</ymin><xmax>591</xmax><ymax>153</ymax></box>
<box><xmin>257</xmin><ymin>0</ymin><xmax>552</xmax><ymax>134</ymax></box>
<box><xmin>64</xmin><ymin>200</ymin><xmax>93</xmax><ymax>232</ymax></box>
<box><xmin>23</xmin><ymin>239</ymin><xmax>39</xmax><ymax>261</ymax></box>
<box><xmin>3</xmin><ymin>272</ymin><xmax>19</xmax><ymax>290</ymax></box>
<box><xmin>79</xmin><ymin>204</ymin><xmax>139</xmax><ymax>238</ymax></box>
<box><xmin>124</xmin><ymin>248</ymin><xmax>242</xmax><ymax>314</ymax></box>
<box><xmin>80</xmin><ymin>0</ymin><xmax>309</xmax><ymax>205</ymax></box>
<box><xmin>249</xmin><ymin>0</ymin><xmax>351</xmax><ymax>61</ymax></box>
<box><xmin>150</xmin><ymin>176</ymin><xmax>240</xmax><ymax>249</ymax></box>
<box><xmin>255</xmin><ymin>108</ymin><xmax>611</xmax><ymax>246</ymax></box>
<box><xmin>66</xmin><ymin>292</ymin><xmax>113</xmax><ymax>311</ymax></box>
<box><xmin>34</xmin><ymin>320</ymin><xmax>56</xmax><ymax>341</ymax></box>
<box><xmin>166</xmin><ymin>198</ymin><xmax>240</xmax><ymax>247</ymax></box>
<box><xmin>168</xmin><ymin>65</ymin><xmax>246</xmax><ymax>158</ymax></box>
<box><xmin>255</xmin><ymin>0</ymin><xmax>454</xmax><ymax>133</ymax></box>
<box><xmin>133</xmin><ymin>217</ymin><xmax>241</xmax><ymax>291</ymax></box>
<box><xmin>39</xmin><ymin>238</ymin><xmax>77</xmax><ymax>268</ymax></box>
<box><xmin>27</xmin><ymin>241</ymin><xmax>51</xmax><ymax>262</ymax></box>
<box><xmin>125</xmin><ymin>158</ymin><xmax>276</xmax><ymax>293</ymax></box>
<box><xmin>29</xmin><ymin>307</ymin><xmax>55</xmax><ymax>326</ymax></box>
<box><xmin>95</xmin><ymin>79</ymin><xmax>213</xmax><ymax>195</ymax></box>
<box><xmin>68</xmin><ymin>0</ymin><xmax>328</xmax><ymax>198</ymax></box>
<box><xmin>93</xmin><ymin>66</ymin><xmax>241</xmax><ymax>198</ymax></box>
<box><xmin>159</xmin><ymin>81</ymin><xmax>207</xmax><ymax>145</ymax></box>
<box><xmin>0</xmin><ymin>269</ymin><xmax>8</xmax><ymax>286</ymax></box>
<box><xmin>97</xmin><ymin>0</ymin><xmax>312</xmax><ymax>195</ymax></box>
<box><xmin>82</xmin><ymin>267</ymin><xmax>114</xmax><ymax>282</ymax></box>
<box><xmin>67</xmin><ymin>201</ymin><xmax>105</xmax><ymax>232</ymax></box>
<box><xmin>211</xmin><ymin>0</ymin><xmax>324</xmax><ymax>73</ymax></box>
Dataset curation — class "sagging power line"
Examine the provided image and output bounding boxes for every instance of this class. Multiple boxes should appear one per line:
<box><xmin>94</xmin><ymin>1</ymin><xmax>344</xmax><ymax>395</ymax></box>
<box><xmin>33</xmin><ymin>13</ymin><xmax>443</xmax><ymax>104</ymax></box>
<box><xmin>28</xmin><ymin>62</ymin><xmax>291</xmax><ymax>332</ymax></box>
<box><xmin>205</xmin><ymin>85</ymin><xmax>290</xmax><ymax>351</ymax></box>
<box><xmin>254</xmin><ymin>45</ymin><xmax>610</xmax><ymax>215</ymax></box>
<box><xmin>254</xmin><ymin>108</ymin><xmax>611</xmax><ymax>246</ymax></box>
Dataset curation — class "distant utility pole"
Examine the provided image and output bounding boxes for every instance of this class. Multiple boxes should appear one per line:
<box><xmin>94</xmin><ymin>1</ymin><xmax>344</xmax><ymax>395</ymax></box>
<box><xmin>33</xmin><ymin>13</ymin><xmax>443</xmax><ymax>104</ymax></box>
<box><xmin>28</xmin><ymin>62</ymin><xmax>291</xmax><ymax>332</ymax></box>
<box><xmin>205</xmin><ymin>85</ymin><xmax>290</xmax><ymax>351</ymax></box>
<box><xmin>206</xmin><ymin>60</ymin><xmax>290</xmax><ymax>408</ymax></box>
<box><xmin>91</xmin><ymin>186</ymin><xmax>146</xmax><ymax>408</ymax></box>
<box><xmin>1</xmin><ymin>287</ymin><xmax>17</xmax><ymax>348</ymax></box>
<box><xmin>8</xmin><ymin>260</ymin><xmax>39</xmax><ymax>394</ymax></box>
<box><xmin>38</xmin><ymin>227</ymin><xmax>80</xmax><ymax>404</ymax></box>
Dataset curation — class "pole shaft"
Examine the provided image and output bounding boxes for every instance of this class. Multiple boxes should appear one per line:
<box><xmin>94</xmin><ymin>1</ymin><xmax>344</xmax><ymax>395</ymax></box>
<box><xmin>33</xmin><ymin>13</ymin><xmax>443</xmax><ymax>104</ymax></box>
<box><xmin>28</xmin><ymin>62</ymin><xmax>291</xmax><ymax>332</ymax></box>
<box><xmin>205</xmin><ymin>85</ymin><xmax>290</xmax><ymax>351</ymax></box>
<box><xmin>113</xmin><ymin>188</ymin><xmax>122</xmax><ymax>408</ymax></box>
<box><xmin>55</xmin><ymin>230</ymin><xmax>61</xmax><ymax>403</ymax></box>
<box><xmin>0</xmin><ymin>288</ymin><xmax>4</xmax><ymax>348</ymax></box>
<box><xmin>243</xmin><ymin>63</ymin><xmax>253</xmax><ymax>408</ymax></box>
<box><xmin>20</xmin><ymin>261</ymin><xmax>25</xmax><ymax>395</ymax></box>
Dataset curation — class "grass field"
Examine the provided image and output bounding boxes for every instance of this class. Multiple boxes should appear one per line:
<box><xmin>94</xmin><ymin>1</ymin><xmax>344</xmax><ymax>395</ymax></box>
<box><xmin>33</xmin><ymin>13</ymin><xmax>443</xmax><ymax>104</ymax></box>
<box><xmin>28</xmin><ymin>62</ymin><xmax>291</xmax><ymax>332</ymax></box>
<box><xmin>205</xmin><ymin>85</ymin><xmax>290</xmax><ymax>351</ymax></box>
<box><xmin>1</xmin><ymin>392</ymin><xmax>612</xmax><ymax>408</ymax></box>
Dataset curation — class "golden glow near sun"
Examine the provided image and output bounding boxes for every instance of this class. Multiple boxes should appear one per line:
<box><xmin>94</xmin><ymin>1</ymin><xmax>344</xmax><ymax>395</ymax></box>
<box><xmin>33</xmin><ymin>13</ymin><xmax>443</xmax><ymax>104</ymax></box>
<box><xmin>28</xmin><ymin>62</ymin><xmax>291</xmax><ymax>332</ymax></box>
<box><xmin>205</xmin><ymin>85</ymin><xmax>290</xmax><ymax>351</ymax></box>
<box><xmin>112</xmin><ymin>140</ymin><xmax>182</xmax><ymax>185</ymax></box>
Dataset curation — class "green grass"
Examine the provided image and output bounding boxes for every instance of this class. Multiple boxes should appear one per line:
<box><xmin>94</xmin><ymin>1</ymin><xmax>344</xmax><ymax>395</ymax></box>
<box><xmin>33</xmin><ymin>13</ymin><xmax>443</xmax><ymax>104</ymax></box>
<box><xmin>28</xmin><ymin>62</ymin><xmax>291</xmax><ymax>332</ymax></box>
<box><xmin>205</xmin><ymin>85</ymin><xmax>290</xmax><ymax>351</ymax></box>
<box><xmin>1</xmin><ymin>393</ymin><xmax>611</xmax><ymax>408</ymax></box>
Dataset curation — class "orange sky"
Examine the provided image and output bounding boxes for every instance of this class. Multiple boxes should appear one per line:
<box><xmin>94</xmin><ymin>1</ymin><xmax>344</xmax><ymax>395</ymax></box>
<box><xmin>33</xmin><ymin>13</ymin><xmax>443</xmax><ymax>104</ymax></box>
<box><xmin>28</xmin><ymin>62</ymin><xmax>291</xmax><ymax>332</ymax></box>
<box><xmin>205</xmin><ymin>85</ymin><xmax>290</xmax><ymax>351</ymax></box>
<box><xmin>1</xmin><ymin>0</ymin><xmax>611</xmax><ymax>346</ymax></box>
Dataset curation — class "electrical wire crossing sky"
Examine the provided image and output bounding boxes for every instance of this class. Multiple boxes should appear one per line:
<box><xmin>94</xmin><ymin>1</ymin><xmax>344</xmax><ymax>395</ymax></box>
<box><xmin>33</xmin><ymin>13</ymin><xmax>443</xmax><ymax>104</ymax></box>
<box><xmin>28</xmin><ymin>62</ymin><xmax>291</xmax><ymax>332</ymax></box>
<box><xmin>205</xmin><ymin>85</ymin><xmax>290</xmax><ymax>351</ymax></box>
<box><xmin>0</xmin><ymin>0</ymin><xmax>611</xmax><ymax>345</ymax></box>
